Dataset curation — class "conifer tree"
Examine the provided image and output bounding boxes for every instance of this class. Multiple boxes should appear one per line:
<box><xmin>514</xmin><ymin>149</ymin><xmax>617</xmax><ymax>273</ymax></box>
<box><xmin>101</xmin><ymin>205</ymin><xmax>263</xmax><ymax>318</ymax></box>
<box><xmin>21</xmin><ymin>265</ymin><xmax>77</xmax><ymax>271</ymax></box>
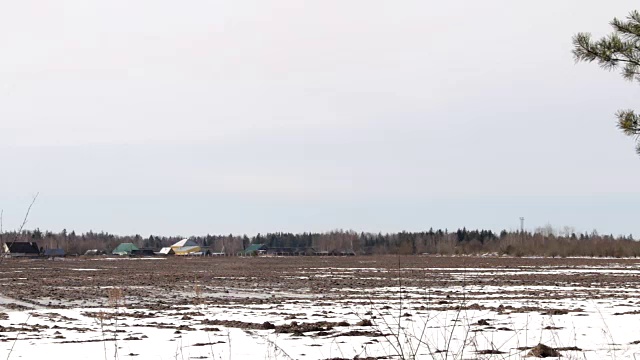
<box><xmin>573</xmin><ymin>10</ymin><xmax>640</xmax><ymax>153</ymax></box>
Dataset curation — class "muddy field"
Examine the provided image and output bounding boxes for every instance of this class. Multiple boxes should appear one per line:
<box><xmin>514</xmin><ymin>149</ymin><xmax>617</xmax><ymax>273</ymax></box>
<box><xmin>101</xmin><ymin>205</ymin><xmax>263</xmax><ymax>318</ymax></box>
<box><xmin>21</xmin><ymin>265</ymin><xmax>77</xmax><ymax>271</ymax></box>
<box><xmin>1</xmin><ymin>255</ymin><xmax>640</xmax><ymax>359</ymax></box>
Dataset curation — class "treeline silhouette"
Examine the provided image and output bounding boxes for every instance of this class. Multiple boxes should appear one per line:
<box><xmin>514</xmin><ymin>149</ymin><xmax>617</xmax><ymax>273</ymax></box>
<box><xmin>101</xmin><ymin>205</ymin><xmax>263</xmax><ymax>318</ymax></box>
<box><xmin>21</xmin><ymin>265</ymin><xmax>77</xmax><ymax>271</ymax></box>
<box><xmin>1</xmin><ymin>227</ymin><xmax>638</xmax><ymax>258</ymax></box>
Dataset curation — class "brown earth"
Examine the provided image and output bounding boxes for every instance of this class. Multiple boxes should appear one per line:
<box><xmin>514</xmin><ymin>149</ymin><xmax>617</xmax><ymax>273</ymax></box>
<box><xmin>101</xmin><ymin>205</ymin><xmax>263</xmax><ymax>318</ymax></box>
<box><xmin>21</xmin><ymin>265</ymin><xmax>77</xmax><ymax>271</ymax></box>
<box><xmin>0</xmin><ymin>255</ymin><xmax>638</xmax><ymax>310</ymax></box>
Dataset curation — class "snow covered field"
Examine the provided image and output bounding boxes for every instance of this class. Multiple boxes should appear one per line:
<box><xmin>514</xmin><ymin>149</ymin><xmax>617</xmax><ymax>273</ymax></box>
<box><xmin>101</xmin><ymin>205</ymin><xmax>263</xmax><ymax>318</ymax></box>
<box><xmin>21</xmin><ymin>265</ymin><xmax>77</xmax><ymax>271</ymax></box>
<box><xmin>1</xmin><ymin>256</ymin><xmax>640</xmax><ymax>359</ymax></box>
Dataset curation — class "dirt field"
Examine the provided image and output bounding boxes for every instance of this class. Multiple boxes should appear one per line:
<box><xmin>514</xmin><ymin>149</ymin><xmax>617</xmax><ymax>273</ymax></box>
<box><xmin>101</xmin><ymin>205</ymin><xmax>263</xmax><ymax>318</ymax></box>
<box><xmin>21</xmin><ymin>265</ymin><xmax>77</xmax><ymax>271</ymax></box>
<box><xmin>1</xmin><ymin>255</ymin><xmax>639</xmax><ymax>308</ymax></box>
<box><xmin>2</xmin><ymin>255</ymin><xmax>640</xmax><ymax>359</ymax></box>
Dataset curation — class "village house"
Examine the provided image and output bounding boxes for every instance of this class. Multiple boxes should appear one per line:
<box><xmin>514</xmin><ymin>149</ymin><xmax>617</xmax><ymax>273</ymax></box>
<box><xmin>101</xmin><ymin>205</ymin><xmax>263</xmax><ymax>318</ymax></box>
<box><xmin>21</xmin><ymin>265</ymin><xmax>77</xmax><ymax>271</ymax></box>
<box><xmin>2</xmin><ymin>242</ymin><xmax>41</xmax><ymax>257</ymax></box>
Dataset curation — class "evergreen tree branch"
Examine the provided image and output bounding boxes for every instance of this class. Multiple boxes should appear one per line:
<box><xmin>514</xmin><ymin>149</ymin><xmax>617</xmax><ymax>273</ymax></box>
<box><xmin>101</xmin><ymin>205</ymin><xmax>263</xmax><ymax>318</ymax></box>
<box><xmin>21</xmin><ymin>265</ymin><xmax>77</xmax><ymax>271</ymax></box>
<box><xmin>573</xmin><ymin>10</ymin><xmax>640</xmax><ymax>156</ymax></box>
<box><xmin>616</xmin><ymin>110</ymin><xmax>640</xmax><ymax>136</ymax></box>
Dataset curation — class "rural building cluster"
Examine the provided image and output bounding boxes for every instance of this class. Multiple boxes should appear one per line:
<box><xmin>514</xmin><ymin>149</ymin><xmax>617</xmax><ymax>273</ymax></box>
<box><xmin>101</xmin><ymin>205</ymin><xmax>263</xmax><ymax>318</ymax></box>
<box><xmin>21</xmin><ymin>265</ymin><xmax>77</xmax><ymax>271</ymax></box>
<box><xmin>2</xmin><ymin>228</ymin><xmax>640</xmax><ymax>258</ymax></box>
<box><xmin>0</xmin><ymin>238</ymin><xmax>356</xmax><ymax>258</ymax></box>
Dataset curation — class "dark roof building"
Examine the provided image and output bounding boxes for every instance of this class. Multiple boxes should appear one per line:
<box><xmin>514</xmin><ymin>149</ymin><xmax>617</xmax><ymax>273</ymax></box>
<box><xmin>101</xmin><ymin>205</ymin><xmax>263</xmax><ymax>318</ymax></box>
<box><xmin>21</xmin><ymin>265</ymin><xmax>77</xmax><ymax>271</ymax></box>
<box><xmin>3</xmin><ymin>242</ymin><xmax>41</xmax><ymax>257</ymax></box>
<box><xmin>131</xmin><ymin>249</ymin><xmax>156</xmax><ymax>257</ymax></box>
<box><xmin>44</xmin><ymin>249</ymin><xmax>66</xmax><ymax>257</ymax></box>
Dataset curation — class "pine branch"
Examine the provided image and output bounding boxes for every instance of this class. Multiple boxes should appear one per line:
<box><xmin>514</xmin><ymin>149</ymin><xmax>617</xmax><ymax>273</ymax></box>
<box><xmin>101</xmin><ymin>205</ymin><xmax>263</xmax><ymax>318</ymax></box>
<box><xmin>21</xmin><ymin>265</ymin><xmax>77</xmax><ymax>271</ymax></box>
<box><xmin>610</xmin><ymin>11</ymin><xmax>640</xmax><ymax>39</ymax></box>
<box><xmin>616</xmin><ymin>110</ymin><xmax>640</xmax><ymax>136</ymax></box>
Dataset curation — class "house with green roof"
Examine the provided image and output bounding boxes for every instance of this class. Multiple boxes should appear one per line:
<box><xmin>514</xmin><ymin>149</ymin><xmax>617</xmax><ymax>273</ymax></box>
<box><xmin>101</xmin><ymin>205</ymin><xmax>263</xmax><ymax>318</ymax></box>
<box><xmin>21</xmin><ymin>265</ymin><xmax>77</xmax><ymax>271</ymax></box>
<box><xmin>112</xmin><ymin>243</ymin><xmax>139</xmax><ymax>256</ymax></box>
<box><xmin>239</xmin><ymin>243</ymin><xmax>267</xmax><ymax>256</ymax></box>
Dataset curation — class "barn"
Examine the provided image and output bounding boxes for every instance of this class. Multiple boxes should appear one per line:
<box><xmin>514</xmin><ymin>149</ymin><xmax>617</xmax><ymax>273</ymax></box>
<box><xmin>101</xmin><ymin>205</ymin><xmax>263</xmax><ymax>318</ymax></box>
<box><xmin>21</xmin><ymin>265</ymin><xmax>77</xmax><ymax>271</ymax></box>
<box><xmin>3</xmin><ymin>242</ymin><xmax>41</xmax><ymax>257</ymax></box>
<box><xmin>112</xmin><ymin>243</ymin><xmax>139</xmax><ymax>256</ymax></box>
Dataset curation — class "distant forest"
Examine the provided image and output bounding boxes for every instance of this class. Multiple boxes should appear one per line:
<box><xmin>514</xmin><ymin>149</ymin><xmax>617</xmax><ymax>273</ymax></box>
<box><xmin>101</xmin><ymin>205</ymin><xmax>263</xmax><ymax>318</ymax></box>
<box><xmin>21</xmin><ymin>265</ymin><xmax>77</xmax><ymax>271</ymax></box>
<box><xmin>1</xmin><ymin>227</ymin><xmax>639</xmax><ymax>258</ymax></box>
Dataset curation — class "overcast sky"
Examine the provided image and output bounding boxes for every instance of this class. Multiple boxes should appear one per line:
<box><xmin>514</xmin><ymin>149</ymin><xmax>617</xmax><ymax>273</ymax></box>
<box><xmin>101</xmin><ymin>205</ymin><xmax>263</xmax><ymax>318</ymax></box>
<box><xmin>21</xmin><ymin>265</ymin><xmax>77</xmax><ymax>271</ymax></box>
<box><xmin>1</xmin><ymin>1</ymin><xmax>640</xmax><ymax>237</ymax></box>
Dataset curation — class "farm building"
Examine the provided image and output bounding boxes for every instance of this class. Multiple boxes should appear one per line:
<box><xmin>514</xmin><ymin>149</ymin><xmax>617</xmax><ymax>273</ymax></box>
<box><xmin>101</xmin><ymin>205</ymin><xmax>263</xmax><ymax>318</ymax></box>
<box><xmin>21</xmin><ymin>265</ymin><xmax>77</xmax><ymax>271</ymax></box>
<box><xmin>208</xmin><ymin>247</ymin><xmax>225</xmax><ymax>256</ymax></box>
<box><xmin>331</xmin><ymin>249</ymin><xmax>356</xmax><ymax>256</ymax></box>
<box><xmin>131</xmin><ymin>249</ymin><xmax>156</xmax><ymax>257</ymax></box>
<box><xmin>2</xmin><ymin>242</ymin><xmax>41</xmax><ymax>257</ymax></box>
<box><xmin>157</xmin><ymin>247</ymin><xmax>174</xmax><ymax>255</ymax></box>
<box><xmin>240</xmin><ymin>243</ymin><xmax>267</xmax><ymax>256</ymax></box>
<box><xmin>84</xmin><ymin>249</ymin><xmax>106</xmax><ymax>256</ymax></box>
<box><xmin>155</xmin><ymin>239</ymin><xmax>203</xmax><ymax>256</ymax></box>
<box><xmin>266</xmin><ymin>247</ymin><xmax>314</xmax><ymax>256</ymax></box>
<box><xmin>112</xmin><ymin>243</ymin><xmax>139</xmax><ymax>256</ymax></box>
<box><xmin>172</xmin><ymin>239</ymin><xmax>197</xmax><ymax>248</ymax></box>
<box><xmin>312</xmin><ymin>249</ymin><xmax>356</xmax><ymax>256</ymax></box>
<box><xmin>266</xmin><ymin>247</ymin><xmax>292</xmax><ymax>256</ymax></box>
<box><xmin>43</xmin><ymin>249</ymin><xmax>66</xmax><ymax>258</ymax></box>
<box><xmin>174</xmin><ymin>246</ymin><xmax>202</xmax><ymax>256</ymax></box>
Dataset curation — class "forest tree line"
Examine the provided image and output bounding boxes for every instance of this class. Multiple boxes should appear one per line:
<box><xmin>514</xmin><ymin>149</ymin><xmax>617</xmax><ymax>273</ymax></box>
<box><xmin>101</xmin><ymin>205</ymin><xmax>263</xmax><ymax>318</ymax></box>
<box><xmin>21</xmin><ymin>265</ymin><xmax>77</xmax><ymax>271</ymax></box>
<box><xmin>0</xmin><ymin>226</ymin><xmax>638</xmax><ymax>258</ymax></box>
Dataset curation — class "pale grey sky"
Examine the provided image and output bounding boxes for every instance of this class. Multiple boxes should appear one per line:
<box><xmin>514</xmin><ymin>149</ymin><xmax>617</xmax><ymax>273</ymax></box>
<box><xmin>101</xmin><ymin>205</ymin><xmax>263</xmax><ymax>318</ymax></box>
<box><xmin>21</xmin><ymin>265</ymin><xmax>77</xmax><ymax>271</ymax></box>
<box><xmin>1</xmin><ymin>1</ymin><xmax>639</xmax><ymax>236</ymax></box>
